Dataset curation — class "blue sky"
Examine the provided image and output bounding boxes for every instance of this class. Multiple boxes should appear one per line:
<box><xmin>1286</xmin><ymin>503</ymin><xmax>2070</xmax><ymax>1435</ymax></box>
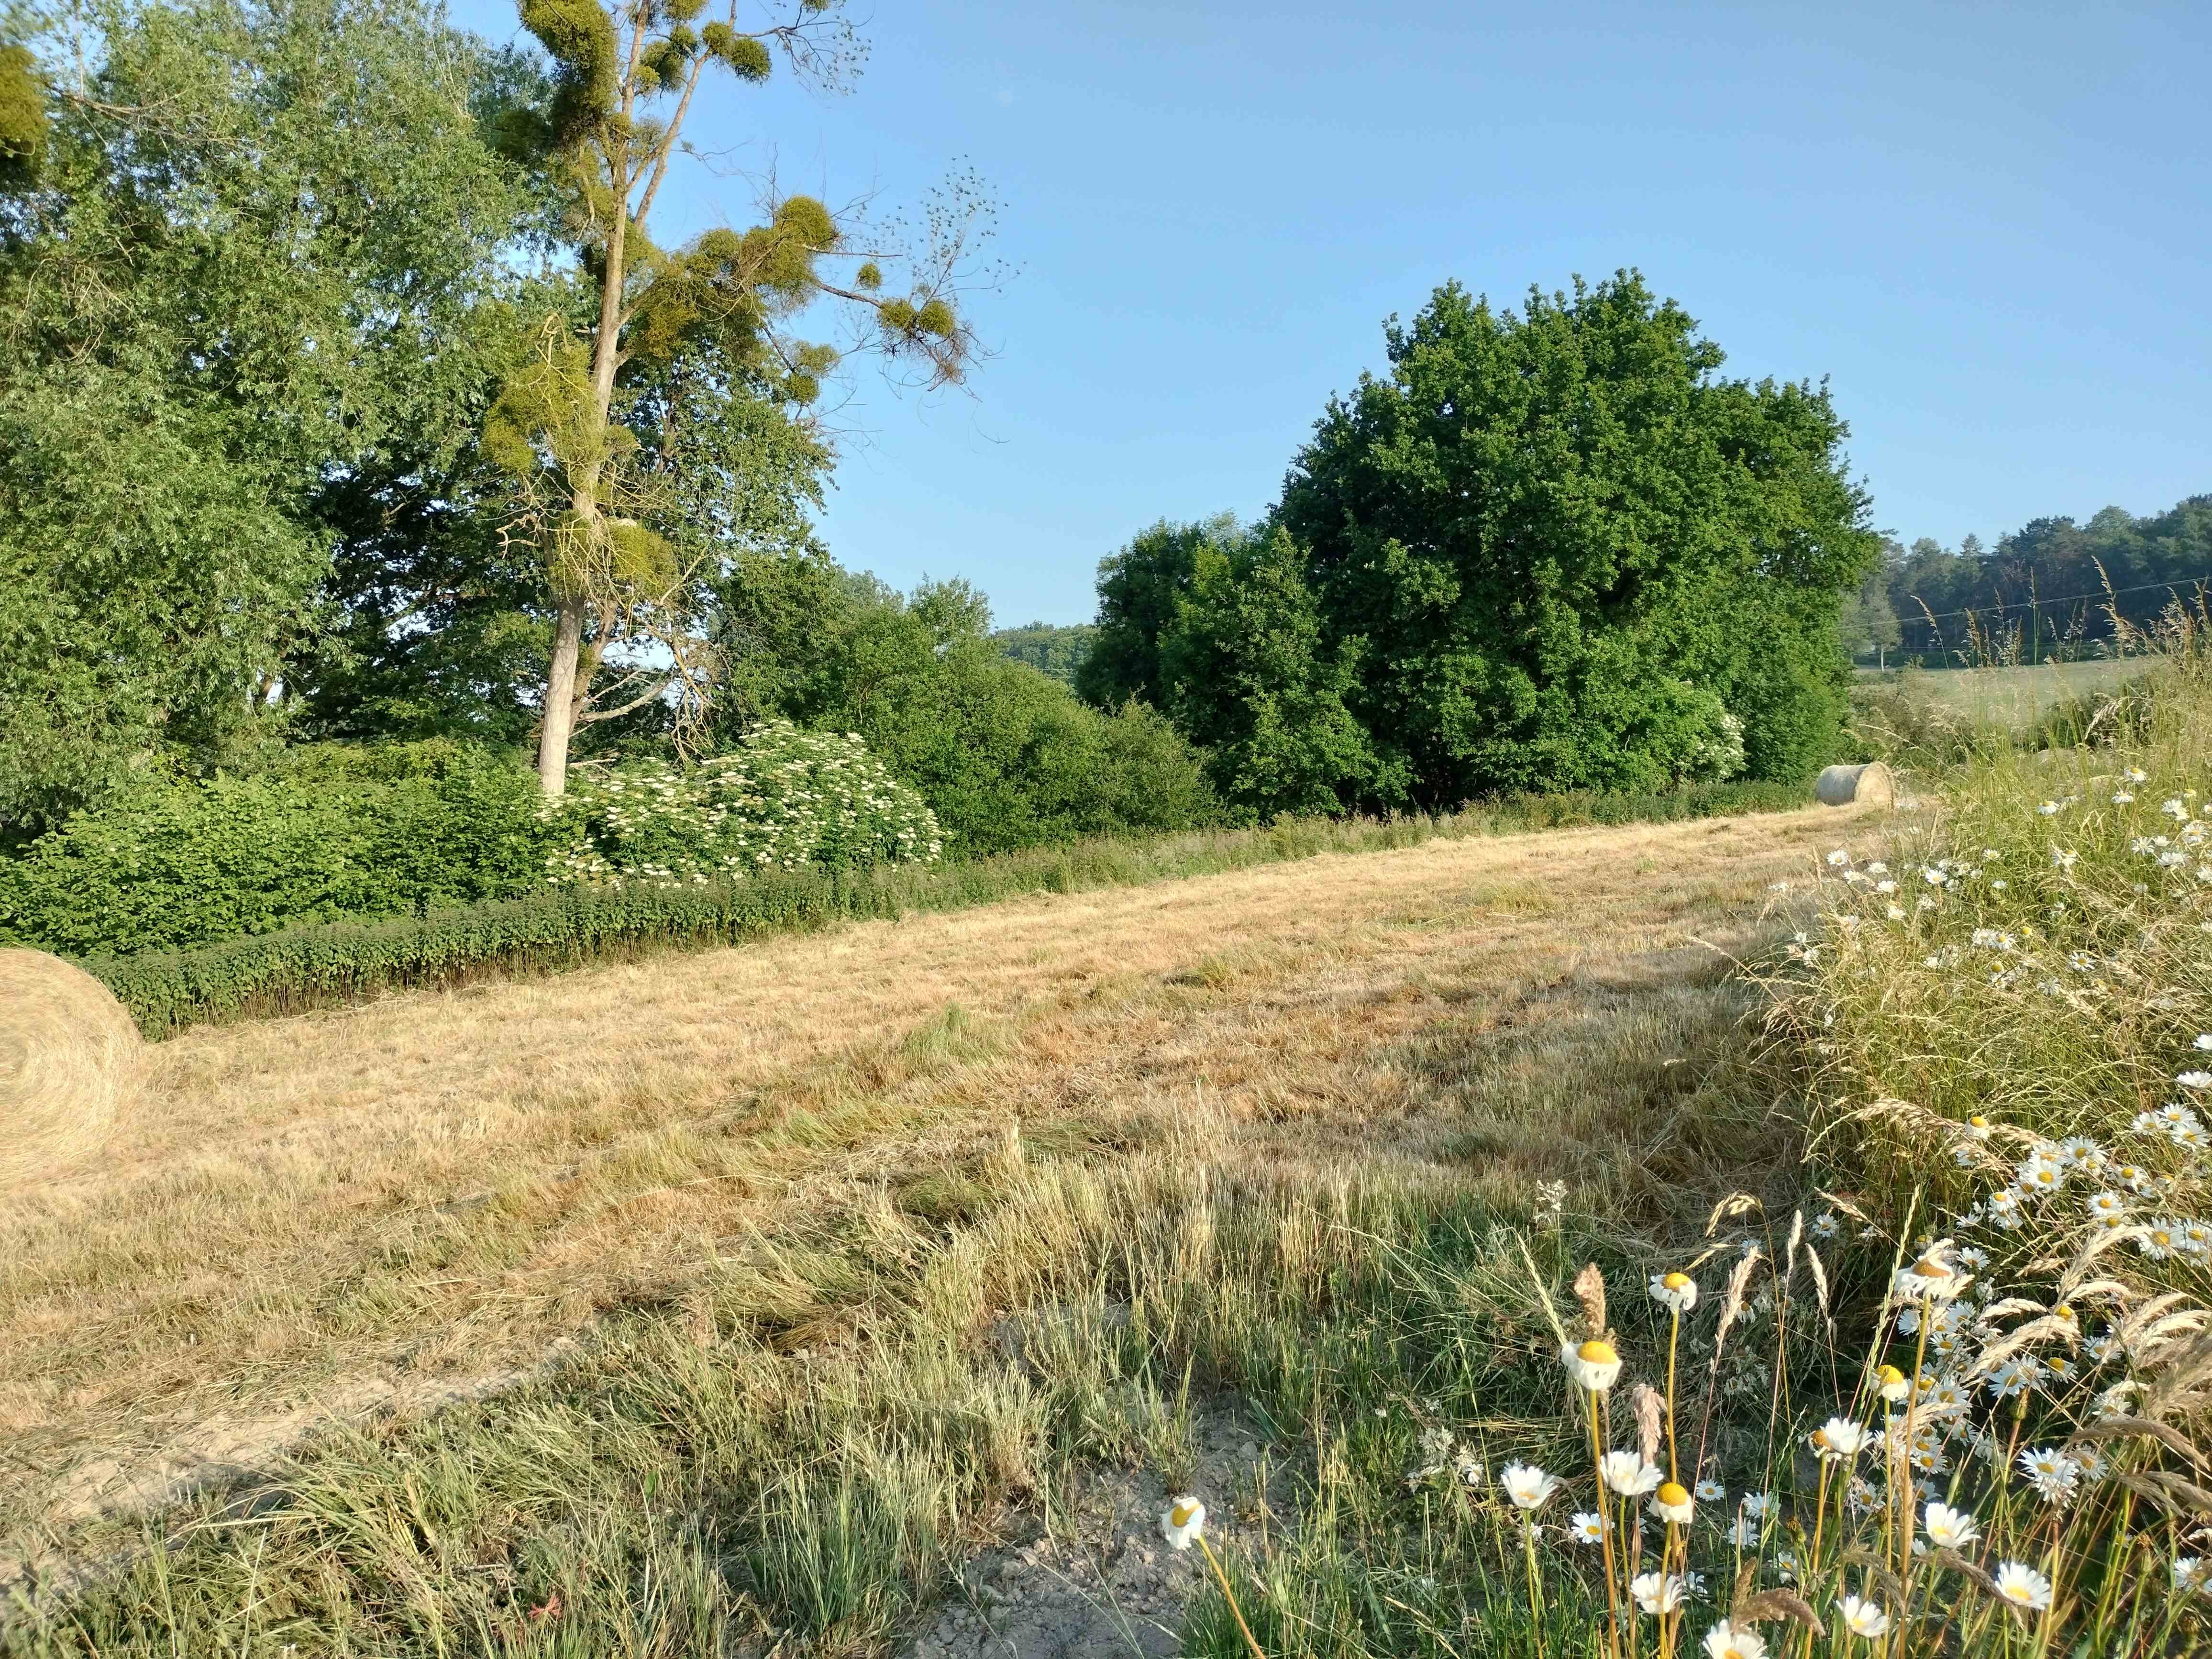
<box><xmin>452</xmin><ymin>0</ymin><xmax>2212</xmax><ymax>625</ymax></box>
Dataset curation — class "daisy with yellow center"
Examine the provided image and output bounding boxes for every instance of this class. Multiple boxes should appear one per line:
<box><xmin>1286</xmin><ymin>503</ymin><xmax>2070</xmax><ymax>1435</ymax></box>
<box><xmin>1993</xmin><ymin>1560</ymin><xmax>2053</xmax><ymax>1611</ymax></box>
<box><xmin>1161</xmin><ymin>1497</ymin><xmax>1206</xmax><ymax>1550</ymax></box>
<box><xmin>1561</xmin><ymin>1337</ymin><xmax>1622</xmax><ymax>1393</ymax></box>
<box><xmin>1649</xmin><ymin>1480</ymin><xmax>1694</xmax><ymax>1525</ymax></box>
<box><xmin>1892</xmin><ymin>1248</ymin><xmax>1968</xmax><ymax>1304</ymax></box>
<box><xmin>1702</xmin><ymin>1619</ymin><xmax>1768</xmax><ymax>1659</ymax></box>
<box><xmin>1838</xmin><ymin>1594</ymin><xmax>1890</xmax><ymax>1639</ymax></box>
<box><xmin>1161</xmin><ymin>1495</ymin><xmax>1264</xmax><ymax>1659</ymax></box>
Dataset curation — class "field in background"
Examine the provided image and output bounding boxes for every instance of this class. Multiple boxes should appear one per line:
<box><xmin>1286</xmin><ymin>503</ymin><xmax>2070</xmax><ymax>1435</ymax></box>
<box><xmin>1856</xmin><ymin>656</ymin><xmax>2145</xmax><ymax>725</ymax></box>
<box><xmin>2</xmin><ymin>808</ymin><xmax>1840</xmax><ymax>1622</ymax></box>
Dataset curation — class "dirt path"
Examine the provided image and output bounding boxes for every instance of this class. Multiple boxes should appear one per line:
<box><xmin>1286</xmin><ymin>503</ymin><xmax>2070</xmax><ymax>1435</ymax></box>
<box><xmin>0</xmin><ymin>808</ymin><xmax>1846</xmax><ymax>1542</ymax></box>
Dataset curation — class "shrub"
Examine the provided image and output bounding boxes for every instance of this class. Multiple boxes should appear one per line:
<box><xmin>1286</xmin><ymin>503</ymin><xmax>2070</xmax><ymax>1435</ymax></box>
<box><xmin>0</xmin><ymin>729</ymin><xmax>942</xmax><ymax>958</ymax></box>
<box><xmin>856</xmin><ymin>641</ymin><xmax>1220</xmax><ymax>856</ymax></box>
<box><xmin>542</xmin><ymin>722</ymin><xmax>940</xmax><ymax>885</ymax></box>
<box><xmin>0</xmin><ymin>746</ymin><xmax>553</xmax><ymax>955</ymax></box>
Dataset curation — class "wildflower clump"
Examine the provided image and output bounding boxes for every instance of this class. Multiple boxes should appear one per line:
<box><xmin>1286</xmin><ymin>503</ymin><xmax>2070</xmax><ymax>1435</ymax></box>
<box><xmin>540</xmin><ymin>721</ymin><xmax>941</xmax><ymax>886</ymax></box>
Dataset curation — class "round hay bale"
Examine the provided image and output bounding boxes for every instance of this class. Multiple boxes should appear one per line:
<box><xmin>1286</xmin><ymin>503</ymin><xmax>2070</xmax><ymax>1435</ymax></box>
<box><xmin>0</xmin><ymin>949</ymin><xmax>141</xmax><ymax>1191</ymax></box>
<box><xmin>1814</xmin><ymin>761</ymin><xmax>1895</xmax><ymax>809</ymax></box>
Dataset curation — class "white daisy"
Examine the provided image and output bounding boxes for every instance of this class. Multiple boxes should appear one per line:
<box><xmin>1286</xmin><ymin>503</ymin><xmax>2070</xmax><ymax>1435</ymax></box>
<box><xmin>1992</xmin><ymin>1560</ymin><xmax>2053</xmax><ymax>1611</ymax></box>
<box><xmin>2017</xmin><ymin>1445</ymin><xmax>2079</xmax><ymax>1505</ymax></box>
<box><xmin>1601</xmin><ymin>1450</ymin><xmax>1662</xmax><ymax>1496</ymax></box>
<box><xmin>1702</xmin><ymin>1620</ymin><xmax>1768</xmax><ymax>1659</ymax></box>
<box><xmin>1838</xmin><ymin>1594</ymin><xmax>1891</xmax><ymax>1639</ymax></box>
<box><xmin>1501</xmin><ymin>1461</ymin><xmax>1559</xmax><ymax>1512</ymax></box>
<box><xmin>1649</xmin><ymin>1481</ymin><xmax>1694</xmax><ymax>1525</ymax></box>
<box><xmin>1561</xmin><ymin>1338</ymin><xmax>1622</xmax><ymax>1393</ymax></box>
<box><xmin>2087</xmin><ymin>1190</ymin><xmax>2129</xmax><ymax>1223</ymax></box>
<box><xmin>1922</xmin><ymin>1501</ymin><xmax>1980</xmax><ymax>1549</ymax></box>
<box><xmin>1160</xmin><ymin>1495</ymin><xmax>1206</xmax><ymax>1550</ymax></box>
<box><xmin>1632</xmin><ymin>1571</ymin><xmax>1685</xmax><ymax>1615</ymax></box>
<box><xmin>1893</xmin><ymin>1246</ymin><xmax>1969</xmax><ymax>1302</ymax></box>
<box><xmin>1811</xmin><ymin>1417</ymin><xmax>1870</xmax><ymax>1460</ymax></box>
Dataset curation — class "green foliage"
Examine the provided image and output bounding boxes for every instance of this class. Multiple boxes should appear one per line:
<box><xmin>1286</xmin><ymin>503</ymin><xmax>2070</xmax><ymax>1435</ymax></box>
<box><xmin>991</xmin><ymin>621</ymin><xmax>1096</xmax><ymax>686</ymax></box>
<box><xmin>543</xmin><ymin>722</ymin><xmax>939</xmax><ymax>883</ymax></box>
<box><xmin>0</xmin><ymin>372</ymin><xmax>331</xmax><ymax>840</ymax></box>
<box><xmin>1885</xmin><ymin>495</ymin><xmax>2212</xmax><ymax>662</ymax></box>
<box><xmin>0</xmin><ymin>725</ymin><xmax>940</xmax><ymax>957</ymax></box>
<box><xmin>1161</xmin><ymin>527</ymin><xmax>1383</xmax><ymax>819</ymax></box>
<box><xmin>1075</xmin><ymin>515</ymin><xmax>1234</xmax><ymax>711</ymax></box>
<box><xmin>711</xmin><ymin>569</ymin><xmax>1220</xmax><ymax>856</ymax></box>
<box><xmin>1275</xmin><ymin>272</ymin><xmax>1877</xmax><ymax>802</ymax></box>
<box><xmin>0</xmin><ymin>0</ymin><xmax>543</xmax><ymax>834</ymax></box>
<box><xmin>1838</xmin><ymin>569</ymin><xmax>1903</xmax><ymax>660</ymax></box>
<box><xmin>0</xmin><ymin>746</ymin><xmax>553</xmax><ymax>955</ymax></box>
<box><xmin>0</xmin><ymin>39</ymin><xmax>43</xmax><ymax>188</ymax></box>
<box><xmin>845</xmin><ymin>639</ymin><xmax>1219</xmax><ymax>857</ymax></box>
<box><xmin>518</xmin><ymin>0</ymin><xmax>616</xmax><ymax>135</ymax></box>
<box><xmin>82</xmin><ymin>777</ymin><xmax>1804</xmax><ymax>1037</ymax></box>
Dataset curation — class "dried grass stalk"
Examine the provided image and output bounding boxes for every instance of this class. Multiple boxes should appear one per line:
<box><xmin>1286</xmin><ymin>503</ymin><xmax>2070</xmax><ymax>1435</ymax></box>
<box><xmin>1628</xmin><ymin>1382</ymin><xmax>1663</xmax><ymax>1465</ymax></box>
<box><xmin>1573</xmin><ymin>1261</ymin><xmax>1607</xmax><ymax>1338</ymax></box>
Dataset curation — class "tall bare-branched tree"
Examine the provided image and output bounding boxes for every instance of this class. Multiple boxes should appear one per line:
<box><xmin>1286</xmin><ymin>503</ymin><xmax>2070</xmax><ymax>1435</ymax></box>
<box><xmin>493</xmin><ymin>0</ymin><xmax>984</xmax><ymax>793</ymax></box>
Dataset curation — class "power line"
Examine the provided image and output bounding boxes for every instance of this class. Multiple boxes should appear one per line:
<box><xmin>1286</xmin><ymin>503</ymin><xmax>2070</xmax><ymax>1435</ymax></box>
<box><xmin>1895</xmin><ymin>572</ymin><xmax>2212</xmax><ymax>628</ymax></box>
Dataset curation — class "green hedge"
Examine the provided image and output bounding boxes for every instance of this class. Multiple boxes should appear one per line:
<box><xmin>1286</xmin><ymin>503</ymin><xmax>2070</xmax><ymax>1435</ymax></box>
<box><xmin>87</xmin><ymin>778</ymin><xmax>1810</xmax><ymax>1038</ymax></box>
<box><xmin>0</xmin><ymin>726</ymin><xmax>939</xmax><ymax>957</ymax></box>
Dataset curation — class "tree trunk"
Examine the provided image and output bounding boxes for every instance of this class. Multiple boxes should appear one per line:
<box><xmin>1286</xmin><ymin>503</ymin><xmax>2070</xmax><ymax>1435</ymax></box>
<box><xmin>534</xmin><ymin>178</ymin><xmax>631</xmax><ymax>796</ymax></box>
<box><xmin>537</xmin><ymin>594</ymin><xmax>587</xmax><ymax>796</ymax></box>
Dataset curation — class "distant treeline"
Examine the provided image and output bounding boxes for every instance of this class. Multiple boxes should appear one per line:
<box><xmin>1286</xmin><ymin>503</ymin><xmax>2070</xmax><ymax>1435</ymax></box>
<box><xmin>1839</xmin><ymin>496</ymin><xmax>2212</xmax><ymax>664</ymax></box>
<box><xmin>992</xmin><ymin>621</ymin><xmax>1096</xmax><ymax>686</ymax></box>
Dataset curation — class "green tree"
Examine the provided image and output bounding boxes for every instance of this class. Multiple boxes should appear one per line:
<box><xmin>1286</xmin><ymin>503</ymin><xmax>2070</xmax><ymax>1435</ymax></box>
<box><xmin>491</xmin><ymin>0</ymin><xmax>984</xmax><ymax>794</ymax></box>
<box><xmin>706</xmin><ymin>567</ymin><xmax>1215</xmax><ymax>854</ymax></box>
<box><xmin>992</xmin><ymin>621</ymin><xmax>1096</xmax><ymax>686</ymax></box>
<box><xmin>1158</xmin><ymin>527</ymin><xmax>1382</xmax><ymax>819</ymax></box>
<box><xmin>1839</xmin><ymin>570</ymin><xmax>1903</xmax><ymax>664</ymax></box>
<box><xmin>1885</xmin><ymin>497</ymin><xmax>2212</xmax><ymax>662</ymax></box>
<box><xmin>1074</xmin><ymin>514</ymin><xmax>1241</xmax><ymax>711</ymax></box>
<box><xmin>1277</xmin><ymin>272</ymin><xmax>1876</xmax><ymax>800</ymax></box>
<box><xmin>0</xmin><ymin>0</ymin><xmax>537</xmax><ymax>836</ymax></box>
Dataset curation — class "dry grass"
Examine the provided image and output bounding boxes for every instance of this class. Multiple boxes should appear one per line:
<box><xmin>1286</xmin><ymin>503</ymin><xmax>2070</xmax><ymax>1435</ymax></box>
<box><xmin>0</xmin><ymin>807</ymin><xmax>1843</xmax><ymax>1557</ymax></box>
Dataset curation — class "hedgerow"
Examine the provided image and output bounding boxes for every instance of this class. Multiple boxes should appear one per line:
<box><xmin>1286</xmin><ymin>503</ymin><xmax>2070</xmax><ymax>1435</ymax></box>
<box><xmin>85</xmin><ymin>777</ymin><xmax>1806</xmax><ymax>1037</ymax></box>
<box><xmin>0</xmin><ymin>726</ymin><xmax>940</xmax><ymax>958</ymax></box>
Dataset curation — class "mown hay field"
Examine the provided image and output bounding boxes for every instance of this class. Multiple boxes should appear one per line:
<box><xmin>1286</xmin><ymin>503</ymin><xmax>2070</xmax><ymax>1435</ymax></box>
<box><xmin>4</xmin><ymin>810</ymin><xmax>1837</xmax><ymax>1573</ymax></box>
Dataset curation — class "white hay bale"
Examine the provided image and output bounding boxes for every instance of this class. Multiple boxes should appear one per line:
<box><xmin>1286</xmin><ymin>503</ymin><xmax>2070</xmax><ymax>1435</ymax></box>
<box><xmin>1814</xmin><ymin>761</ymin><xmax>1895</xmax><ymax>809</ymax></box>
<box><xmin>0</xmin><ymin>948</ymin><xmax>141</xmax><ymax>1191</ymax></box>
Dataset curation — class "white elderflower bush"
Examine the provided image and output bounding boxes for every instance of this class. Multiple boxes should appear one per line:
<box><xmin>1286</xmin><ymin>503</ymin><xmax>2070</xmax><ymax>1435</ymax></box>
<box><xmin>538</xmin><ymin>721</ymin><xmax>941</xmax><ymax>886</ymax></box>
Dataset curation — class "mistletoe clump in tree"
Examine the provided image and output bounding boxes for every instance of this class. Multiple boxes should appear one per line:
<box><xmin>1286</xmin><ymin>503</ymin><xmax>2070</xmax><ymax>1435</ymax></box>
<box><xmin>492</xmin><ymin>0</ymin><xmax>985</xmax><ymax>794</ymax></box>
